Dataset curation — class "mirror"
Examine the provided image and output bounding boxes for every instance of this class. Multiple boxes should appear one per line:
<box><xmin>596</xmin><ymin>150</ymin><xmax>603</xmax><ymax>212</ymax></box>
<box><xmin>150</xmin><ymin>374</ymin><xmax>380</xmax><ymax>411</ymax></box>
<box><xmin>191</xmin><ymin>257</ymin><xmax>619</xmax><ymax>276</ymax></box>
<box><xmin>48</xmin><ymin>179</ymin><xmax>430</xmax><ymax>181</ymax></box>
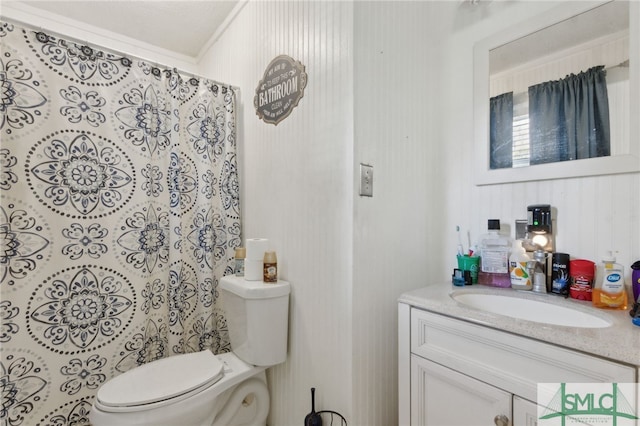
<box><xmin>474</xmin><ymin>0</ymin><xmax>640</xmax><ymax>185</ymax></box>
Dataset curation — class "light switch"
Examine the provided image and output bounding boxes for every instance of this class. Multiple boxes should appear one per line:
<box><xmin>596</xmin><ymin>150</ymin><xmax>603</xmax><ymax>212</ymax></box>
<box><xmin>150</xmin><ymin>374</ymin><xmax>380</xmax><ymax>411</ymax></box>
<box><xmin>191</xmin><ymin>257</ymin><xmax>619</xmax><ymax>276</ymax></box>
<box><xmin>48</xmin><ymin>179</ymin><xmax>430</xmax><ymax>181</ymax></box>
<box><xmin>359</xmin><ymin>164</ymin><xmax>373</xmax><ymax>197</ymax></box>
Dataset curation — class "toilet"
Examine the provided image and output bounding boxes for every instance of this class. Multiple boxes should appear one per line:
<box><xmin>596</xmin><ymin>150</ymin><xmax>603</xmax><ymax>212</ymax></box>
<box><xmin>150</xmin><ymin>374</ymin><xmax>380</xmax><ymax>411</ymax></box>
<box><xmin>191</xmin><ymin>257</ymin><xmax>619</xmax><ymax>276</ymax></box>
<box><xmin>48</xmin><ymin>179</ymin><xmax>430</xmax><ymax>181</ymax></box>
<box><xmin>89</xmin><ymin>275</ymin><xmax>290</xmax><ymax>426</ymax></box>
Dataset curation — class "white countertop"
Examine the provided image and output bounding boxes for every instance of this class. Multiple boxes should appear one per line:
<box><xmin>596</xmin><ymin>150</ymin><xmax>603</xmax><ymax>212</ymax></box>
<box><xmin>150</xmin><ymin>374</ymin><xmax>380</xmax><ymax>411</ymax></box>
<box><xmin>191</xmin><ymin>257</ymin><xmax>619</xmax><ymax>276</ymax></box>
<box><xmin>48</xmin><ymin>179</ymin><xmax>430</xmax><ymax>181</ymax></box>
<box><xmin>398</xmin><ymin>283</ymin><xmax>640</xmax><ymax>367</ymax></box>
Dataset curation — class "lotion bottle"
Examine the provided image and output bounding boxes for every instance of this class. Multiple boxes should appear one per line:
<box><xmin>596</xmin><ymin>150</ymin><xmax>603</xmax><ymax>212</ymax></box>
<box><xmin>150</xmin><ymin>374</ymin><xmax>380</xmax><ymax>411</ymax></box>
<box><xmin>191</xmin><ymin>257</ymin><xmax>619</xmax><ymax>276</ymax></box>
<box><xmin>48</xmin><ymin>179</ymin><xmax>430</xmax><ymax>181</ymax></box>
<box><xmin>509</xmin><ymin>240</ymin><xmax>532</xmax><ymax>290</ymax></box>
<box><xmin>592</xmin><ymin>251</ymin><xmax>627</xmax><ymax>309</ymax></box>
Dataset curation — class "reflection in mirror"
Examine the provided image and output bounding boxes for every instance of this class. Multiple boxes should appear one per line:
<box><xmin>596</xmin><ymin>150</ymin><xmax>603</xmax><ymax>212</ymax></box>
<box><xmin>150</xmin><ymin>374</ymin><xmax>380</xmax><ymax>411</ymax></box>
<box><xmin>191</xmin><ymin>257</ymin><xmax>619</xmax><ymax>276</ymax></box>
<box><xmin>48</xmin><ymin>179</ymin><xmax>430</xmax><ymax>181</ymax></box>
<box><xmin>489</xmin><ymin>1</ymin><xmax>628</xmax><ymax>170</ymax></box>
<box><xmin>474</xmin><ymin>0</ymin><xmax>640</xmax><ymax>185</ymax></box>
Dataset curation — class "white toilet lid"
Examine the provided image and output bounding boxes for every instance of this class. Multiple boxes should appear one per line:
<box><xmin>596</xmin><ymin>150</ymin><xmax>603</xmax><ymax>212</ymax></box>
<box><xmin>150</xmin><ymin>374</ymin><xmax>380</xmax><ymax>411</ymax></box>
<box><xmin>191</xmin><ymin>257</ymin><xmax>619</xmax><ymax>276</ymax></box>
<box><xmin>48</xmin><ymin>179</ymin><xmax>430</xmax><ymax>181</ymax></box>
<box><xmin>97</xmin><ymin>350</ymin><xmax>224</xmax><ymax>408</ymax></box>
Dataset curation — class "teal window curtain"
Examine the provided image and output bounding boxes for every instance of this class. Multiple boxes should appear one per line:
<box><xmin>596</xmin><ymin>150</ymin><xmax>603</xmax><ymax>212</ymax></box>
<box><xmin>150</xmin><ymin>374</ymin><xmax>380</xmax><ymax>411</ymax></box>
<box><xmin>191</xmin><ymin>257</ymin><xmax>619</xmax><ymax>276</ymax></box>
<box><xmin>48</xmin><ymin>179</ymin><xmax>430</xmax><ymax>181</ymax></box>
<box><xmin>489</xmin><ymin>92</ymin><xmax>514</xmax><ymax>169</ymax></box>
<box><xmin>528</xmin><ymin>66</ymin><xmax>610</xmax><ymax>165</ymax></box>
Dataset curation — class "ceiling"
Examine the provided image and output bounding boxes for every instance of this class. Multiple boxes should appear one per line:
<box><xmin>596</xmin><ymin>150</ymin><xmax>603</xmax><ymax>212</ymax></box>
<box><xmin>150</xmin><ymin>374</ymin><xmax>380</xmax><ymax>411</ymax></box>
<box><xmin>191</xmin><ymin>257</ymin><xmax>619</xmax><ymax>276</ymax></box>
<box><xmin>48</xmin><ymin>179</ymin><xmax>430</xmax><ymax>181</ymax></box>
<box><xmin>7</xmin><ymin>0</ymin><xmax>241</xmax><ymax>57</ymax></box>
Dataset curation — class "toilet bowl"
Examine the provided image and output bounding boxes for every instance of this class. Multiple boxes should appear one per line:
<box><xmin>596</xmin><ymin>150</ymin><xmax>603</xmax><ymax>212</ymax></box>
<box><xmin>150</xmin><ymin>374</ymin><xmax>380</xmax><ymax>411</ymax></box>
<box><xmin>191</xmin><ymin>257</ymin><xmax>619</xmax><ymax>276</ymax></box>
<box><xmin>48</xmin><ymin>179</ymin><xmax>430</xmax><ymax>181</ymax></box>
<box><xmin>90</xmin><ymin>276</ymin><xmax>290</xmax><ymax>426</ymax></box>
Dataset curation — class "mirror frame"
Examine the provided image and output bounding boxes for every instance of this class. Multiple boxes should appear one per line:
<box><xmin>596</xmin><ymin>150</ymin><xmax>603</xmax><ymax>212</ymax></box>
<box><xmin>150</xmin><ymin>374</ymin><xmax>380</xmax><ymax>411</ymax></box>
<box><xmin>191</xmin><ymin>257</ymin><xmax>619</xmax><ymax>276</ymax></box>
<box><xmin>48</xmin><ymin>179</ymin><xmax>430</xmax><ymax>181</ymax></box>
<box><xmin>474</xmin><ymin>0</ymin><xmax>640</xmax><ymax>185</ymax></box>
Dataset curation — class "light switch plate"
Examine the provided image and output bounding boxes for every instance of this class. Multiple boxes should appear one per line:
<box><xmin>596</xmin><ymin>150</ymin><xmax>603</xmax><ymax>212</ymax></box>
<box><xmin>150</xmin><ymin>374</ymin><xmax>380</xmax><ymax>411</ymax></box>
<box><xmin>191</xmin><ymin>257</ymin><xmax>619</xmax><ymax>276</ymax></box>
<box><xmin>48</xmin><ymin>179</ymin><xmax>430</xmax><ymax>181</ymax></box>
<box><xmin>359</xmin><ymin>163</ymin><xmax>373</xmax><ymax>197</ymax></box>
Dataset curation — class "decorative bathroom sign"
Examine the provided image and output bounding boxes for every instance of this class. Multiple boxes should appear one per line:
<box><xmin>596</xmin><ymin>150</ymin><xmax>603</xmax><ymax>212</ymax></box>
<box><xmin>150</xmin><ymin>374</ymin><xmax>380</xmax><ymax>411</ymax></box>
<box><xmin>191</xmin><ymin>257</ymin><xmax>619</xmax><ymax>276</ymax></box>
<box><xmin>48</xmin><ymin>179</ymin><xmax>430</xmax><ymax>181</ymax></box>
<box><xmin>254</xmin><ymin>55</ymin><xmax>307</xmax><ymax>125</ymax></box>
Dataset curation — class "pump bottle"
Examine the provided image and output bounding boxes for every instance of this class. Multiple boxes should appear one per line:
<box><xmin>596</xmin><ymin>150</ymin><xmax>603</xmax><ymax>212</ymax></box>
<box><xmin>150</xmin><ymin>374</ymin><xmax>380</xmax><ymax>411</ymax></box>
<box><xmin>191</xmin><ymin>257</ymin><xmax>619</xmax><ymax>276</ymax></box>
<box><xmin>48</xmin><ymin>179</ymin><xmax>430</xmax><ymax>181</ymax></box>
<box><xmin>592</xmin><ymin>251</ymin><xmax>627</xmax><ymax>309</ymax></box>
<box><xmin>509</xmin><ymin>240</ymin><xmax>531</xmax><ymax>290</ymax></box>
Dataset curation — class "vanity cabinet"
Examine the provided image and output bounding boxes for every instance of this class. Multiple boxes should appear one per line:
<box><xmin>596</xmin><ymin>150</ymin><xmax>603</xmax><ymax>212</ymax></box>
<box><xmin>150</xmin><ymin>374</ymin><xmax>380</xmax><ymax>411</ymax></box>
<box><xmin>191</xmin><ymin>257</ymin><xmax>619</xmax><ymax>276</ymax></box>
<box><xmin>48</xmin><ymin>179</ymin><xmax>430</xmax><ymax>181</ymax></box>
<box><xmin>398</xmin><ymin>303</ymin><xmax>636</xmax><ymax>426</ymax></box>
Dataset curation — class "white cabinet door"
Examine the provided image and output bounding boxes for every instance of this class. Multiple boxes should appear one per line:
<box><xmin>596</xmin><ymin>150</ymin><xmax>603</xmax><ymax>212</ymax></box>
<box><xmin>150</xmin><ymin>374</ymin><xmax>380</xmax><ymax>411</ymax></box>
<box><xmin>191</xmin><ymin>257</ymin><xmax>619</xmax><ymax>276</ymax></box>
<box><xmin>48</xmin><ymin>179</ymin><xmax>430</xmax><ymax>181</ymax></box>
<box><xmin>513</xmin><ymin>396</ymin><xmax>538</xmax><ymax>426</ymax></box>
<box><xmin>411</xmin><ymin>355</ymin><xmax>512</xmax><ymax>426</ymax></box>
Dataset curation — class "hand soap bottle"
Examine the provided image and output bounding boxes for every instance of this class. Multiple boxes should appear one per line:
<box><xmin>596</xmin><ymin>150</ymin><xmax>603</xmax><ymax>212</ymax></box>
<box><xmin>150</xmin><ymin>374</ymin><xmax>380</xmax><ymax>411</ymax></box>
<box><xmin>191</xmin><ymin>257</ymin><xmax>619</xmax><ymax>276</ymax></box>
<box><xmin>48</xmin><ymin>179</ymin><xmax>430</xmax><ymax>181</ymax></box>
<box><xmin>592</xmin><ymin>251</ymin><xmax>627</xmax><ymax>309</ymax></box>
<box><xmin>509</xmin><ymin>240</ymin><xmax>532</xmax><ymax>290</ymax></box>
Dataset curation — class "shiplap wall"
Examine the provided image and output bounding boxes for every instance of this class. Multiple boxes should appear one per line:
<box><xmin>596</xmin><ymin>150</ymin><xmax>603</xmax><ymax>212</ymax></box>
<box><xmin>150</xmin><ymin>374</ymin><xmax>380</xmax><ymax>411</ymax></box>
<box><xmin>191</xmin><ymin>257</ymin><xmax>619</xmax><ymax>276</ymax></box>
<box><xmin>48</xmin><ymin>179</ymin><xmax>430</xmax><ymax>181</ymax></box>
<box><xmin>199</xmin><ymin>2</ymin><xmax>357</xmax><ymax>423</ymax></box>
<box><xmin>351</xmin><ymin>2</ymin><xmax>446</xmax><ymax>423</ymax></box>
<box><xmin>200</xmin><ymin>1</ymin><xmax>449</xmax><ymax>424</ymax></box>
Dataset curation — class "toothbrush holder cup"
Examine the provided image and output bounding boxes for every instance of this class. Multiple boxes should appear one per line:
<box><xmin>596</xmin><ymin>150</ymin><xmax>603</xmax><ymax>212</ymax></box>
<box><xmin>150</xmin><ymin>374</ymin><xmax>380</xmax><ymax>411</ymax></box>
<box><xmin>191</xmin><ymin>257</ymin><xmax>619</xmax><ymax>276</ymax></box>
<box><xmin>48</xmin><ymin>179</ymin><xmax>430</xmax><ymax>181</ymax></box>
<box><xmin>457</xmin><ymin>255</ymin><xmax>480</xmax><ymax>284</ymax></box>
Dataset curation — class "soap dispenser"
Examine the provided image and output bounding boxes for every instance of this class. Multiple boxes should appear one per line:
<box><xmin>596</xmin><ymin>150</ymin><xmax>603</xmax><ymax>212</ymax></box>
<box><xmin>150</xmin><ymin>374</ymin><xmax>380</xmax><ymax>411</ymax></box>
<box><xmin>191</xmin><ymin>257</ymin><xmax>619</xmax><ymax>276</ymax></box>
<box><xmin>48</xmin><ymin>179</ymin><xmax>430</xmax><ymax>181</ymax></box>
<box><xmin>592</xmin><ymin>251</ymin><xmax>627</xmax><ymax>309</ymax></box>
<box><xmin>509</xmin><ymin>240</ymin><xmax>531</xmax><ymax>291</ymax></box>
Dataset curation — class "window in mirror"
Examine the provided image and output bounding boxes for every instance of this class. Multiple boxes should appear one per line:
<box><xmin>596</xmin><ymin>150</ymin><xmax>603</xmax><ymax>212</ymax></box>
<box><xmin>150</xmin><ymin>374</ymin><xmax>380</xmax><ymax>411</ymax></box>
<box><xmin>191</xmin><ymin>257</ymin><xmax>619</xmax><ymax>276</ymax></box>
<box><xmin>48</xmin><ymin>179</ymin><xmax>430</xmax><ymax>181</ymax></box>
<box><xmin>491</xmin><ymin>65</ymin><xmax>617</xmax><ymax>169</ymax></box>
<box><xmin>488</xmin><ymin>0</ymin><xmax>629</xmax><ymax>170</ymax></box>
<box><xmin>512</xmin><ymin>95</ymin><xmax>529</xmax><ymax>168</ymax></box>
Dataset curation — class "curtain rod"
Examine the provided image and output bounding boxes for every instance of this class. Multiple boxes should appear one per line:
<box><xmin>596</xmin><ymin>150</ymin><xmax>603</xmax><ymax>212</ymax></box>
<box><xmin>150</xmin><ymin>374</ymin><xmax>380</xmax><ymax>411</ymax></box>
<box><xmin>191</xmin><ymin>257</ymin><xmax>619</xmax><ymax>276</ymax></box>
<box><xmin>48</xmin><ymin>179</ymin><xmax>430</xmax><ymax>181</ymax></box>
<box><xmin>493</xmin><ymin>64</ymin><xmax>627</xmax><ymax>100</ymax></box>
<box><xmin>605</xmin><ymin>59</ymin><xmax>629</xmax><ymax>70</ymax></box>
<box><xmin>0</xmin><ymin>15</ymin><xmax>241</xmax><ymax>94</ymax></box>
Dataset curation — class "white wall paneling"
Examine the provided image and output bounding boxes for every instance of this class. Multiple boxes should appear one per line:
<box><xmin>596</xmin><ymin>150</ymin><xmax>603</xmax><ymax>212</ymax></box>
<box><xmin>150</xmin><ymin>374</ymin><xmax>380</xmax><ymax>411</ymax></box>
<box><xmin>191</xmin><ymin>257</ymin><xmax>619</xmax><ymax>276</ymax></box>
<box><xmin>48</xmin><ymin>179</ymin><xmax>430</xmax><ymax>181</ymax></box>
<box><xmin>200</xmin><ymin>1</ymin><xmax>355</xmax><ymax>423</ymax></box>
<box><xmin>352</xmin><ymin>1</ymin><xmax>446</xmax><ymax>424</ymax></box>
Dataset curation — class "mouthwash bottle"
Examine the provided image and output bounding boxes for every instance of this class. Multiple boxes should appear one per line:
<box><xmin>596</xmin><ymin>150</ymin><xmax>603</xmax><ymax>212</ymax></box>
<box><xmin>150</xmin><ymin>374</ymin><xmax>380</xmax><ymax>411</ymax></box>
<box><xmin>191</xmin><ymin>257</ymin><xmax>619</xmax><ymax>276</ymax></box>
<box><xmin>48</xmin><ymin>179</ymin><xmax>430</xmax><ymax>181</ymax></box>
<box><xmin>477</xmin><ymin>219</ymin><xmax>511</xmax><ymax>287</ymax></box>
<box><xmin>592</xmin><ymin>251</ymin><xmax>627</xmax><ymax>309</ymax></box>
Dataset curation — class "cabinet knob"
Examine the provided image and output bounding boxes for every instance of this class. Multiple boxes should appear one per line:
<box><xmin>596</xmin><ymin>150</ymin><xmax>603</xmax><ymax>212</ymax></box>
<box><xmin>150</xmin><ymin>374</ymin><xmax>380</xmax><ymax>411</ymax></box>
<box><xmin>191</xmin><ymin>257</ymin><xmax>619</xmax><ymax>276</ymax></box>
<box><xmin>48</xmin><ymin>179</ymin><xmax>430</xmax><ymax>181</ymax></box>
<box><xmin>494</xmin><ymin>414</ymin><xmax>509</xmax><ymax>426</ymax></box>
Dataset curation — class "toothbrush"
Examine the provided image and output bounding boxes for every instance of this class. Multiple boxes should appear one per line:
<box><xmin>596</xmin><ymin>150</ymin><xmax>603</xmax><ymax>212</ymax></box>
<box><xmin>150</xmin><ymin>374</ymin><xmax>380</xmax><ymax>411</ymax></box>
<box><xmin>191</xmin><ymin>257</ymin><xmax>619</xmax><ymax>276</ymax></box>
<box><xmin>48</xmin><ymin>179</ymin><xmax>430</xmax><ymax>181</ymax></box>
<box><xmin>456</xmin><ymin>226</ymin><xmax>464</xmax><ymax>256</ymax></box>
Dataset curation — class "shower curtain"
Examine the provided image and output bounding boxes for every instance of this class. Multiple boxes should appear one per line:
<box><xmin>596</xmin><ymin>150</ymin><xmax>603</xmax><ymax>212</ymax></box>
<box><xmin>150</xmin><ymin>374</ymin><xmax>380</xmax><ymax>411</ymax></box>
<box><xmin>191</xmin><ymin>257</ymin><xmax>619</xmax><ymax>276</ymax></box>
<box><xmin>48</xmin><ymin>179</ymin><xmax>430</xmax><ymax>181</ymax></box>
<box><xmin>1</xmin><ymin>21</ymin><xmax>240</xmax><ymax>426</ymax></box>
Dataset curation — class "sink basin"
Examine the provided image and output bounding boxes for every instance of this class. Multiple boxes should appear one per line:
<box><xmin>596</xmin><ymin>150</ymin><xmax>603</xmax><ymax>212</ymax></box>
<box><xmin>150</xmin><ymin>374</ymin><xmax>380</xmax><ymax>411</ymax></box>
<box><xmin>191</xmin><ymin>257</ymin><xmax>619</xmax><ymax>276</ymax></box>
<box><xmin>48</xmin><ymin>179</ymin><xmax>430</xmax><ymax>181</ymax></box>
<box><xmin>451</xmin><ymin>292</ymin><xmax>612</xmax><ymax>328</ymax></box>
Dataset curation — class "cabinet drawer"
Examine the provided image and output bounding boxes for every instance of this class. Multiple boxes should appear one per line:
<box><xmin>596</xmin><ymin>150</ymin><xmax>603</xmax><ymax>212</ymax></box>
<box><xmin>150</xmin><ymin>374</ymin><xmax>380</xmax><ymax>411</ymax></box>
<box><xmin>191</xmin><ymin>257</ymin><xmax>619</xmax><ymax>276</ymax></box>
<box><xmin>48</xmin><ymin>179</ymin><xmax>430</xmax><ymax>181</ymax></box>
<box><xmin>410</xmin><ymin>308</ymin><xmax>636</xmax><ymax>402</ymax></box>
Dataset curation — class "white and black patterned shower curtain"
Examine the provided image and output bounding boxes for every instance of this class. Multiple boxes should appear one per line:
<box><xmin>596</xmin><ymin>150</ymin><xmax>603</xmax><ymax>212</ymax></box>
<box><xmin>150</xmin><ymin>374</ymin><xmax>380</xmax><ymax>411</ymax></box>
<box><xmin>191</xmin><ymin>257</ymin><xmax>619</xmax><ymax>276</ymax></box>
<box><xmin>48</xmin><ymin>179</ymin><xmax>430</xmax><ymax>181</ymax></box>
<box><xmin>1</xmin><ymin>21</ymin><xmax>240</xmax><ymax>426</ymax></box>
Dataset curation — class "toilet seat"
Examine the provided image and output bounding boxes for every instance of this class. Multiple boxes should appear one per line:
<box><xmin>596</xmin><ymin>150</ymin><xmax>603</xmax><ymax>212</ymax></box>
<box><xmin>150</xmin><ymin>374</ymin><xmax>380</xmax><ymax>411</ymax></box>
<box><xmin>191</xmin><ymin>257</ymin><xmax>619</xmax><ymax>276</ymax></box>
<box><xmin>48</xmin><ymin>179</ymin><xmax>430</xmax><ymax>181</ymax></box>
<box><xmin>96</xmin><ymin>350</ymin><xmax>224</xmax><ymax>410</ymax></box>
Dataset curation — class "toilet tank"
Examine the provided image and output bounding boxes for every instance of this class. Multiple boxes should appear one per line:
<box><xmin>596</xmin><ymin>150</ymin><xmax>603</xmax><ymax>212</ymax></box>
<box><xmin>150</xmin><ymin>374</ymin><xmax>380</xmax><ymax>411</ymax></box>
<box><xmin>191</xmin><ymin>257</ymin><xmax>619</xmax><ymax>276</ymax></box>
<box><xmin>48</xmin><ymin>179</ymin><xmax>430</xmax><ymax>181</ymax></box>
<box><xmin>219</xmin><ymin>275</ymin><xmax>290</xmax><ymax>366</ymax></box>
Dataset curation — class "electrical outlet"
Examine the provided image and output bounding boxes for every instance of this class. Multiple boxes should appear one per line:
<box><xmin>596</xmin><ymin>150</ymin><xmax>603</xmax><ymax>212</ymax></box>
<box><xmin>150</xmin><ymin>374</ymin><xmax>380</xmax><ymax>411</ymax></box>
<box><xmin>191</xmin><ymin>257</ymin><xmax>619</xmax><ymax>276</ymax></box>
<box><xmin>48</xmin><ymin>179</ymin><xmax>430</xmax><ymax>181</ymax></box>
<box><xmin>359</xmin><ymin>164</ymin><xmax>373</xmax><ymax>197</ymax></box>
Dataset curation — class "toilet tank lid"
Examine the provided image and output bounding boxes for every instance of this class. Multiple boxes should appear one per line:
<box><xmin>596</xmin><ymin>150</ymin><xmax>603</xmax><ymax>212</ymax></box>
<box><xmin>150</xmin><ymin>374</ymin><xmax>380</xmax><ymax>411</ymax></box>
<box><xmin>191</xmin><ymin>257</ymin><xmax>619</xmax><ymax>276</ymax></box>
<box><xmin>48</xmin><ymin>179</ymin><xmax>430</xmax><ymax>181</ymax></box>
<box><xmin>96</xmin><ymin>350</ymin><xmax>224</xmax><ymax>407</ymax></box>
<box><xmin>220</xmin><ymin>275</ymin><xmax>290</xmax><ymax>299</ymax></box>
